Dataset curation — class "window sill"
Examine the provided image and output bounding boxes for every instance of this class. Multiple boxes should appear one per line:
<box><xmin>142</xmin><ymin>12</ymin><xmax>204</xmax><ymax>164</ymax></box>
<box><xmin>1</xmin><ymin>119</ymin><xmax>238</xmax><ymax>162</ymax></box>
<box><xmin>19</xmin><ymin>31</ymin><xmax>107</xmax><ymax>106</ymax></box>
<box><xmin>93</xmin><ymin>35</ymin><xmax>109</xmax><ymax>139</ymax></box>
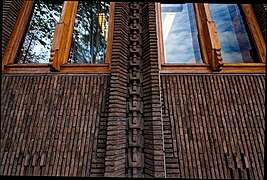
<box><xmin>160</xmin><ymin>63</ymin><xmax>266</xmax><ymax>74</ymax></box>
<box><xmin>3</xmin><ymin>63</ymin><xmax>111</xmax><ymax>74</ymax></box>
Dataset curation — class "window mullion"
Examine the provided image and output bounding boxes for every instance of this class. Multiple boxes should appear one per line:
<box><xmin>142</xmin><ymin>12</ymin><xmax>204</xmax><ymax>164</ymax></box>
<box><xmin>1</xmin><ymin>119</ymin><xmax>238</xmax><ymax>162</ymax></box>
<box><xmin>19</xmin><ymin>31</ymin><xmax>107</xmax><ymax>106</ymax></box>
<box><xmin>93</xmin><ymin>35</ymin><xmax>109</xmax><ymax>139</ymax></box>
<box><xmin>49</xmin><ymin>1</ymin><xmax>78</xmax><ymax>71</ymax></box>
<box><xmin>2</xmin><ymin>0</ymin><xmax>35</xmax><ymax>71</ymax></box>
<box><xmin>62</xmin><ymin>1</ymin><xmax>78</xmax><ymax>65</ymax></box>
<box><xmin>105</xmin><ymin>2</ymin><xmax>115</xmax><ymax>66</ymax></box>
<box><xmin>155</xmin><ymin>3</ymin><xmax>164</xmax><ymax>69</ymax></box>
<box><xmin>194</xmin><ymin>3</ymin><xmax>223</xmax><ymax>71</ymax></box>
<box><xmin>194</xmin><ymin>3</ymin><xmax>209</xmax><ymax>64</ymax></box>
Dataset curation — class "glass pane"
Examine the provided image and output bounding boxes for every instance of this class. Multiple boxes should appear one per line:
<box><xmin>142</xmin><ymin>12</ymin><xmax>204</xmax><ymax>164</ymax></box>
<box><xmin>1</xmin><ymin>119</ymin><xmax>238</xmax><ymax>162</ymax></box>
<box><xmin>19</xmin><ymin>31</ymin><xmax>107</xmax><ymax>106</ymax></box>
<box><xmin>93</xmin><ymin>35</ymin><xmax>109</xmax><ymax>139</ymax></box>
<box><xmin>68</xmin><ymin>1</ymin><xmax>110</xmax><ymax>64</ymax></box>
<box><xmin>17</xmin><ymin>0</ymin><xmax>62</xmax><ymax>64</ymax></box>
<box><xmin>161</xmin><ymin>4</ymin><xmax>202</xmax><ymax>63</ymax></box>
<box><xmin>209</xmin><ymin>4</ymin><xmax>257</xmax><ymax>63</ymax></box>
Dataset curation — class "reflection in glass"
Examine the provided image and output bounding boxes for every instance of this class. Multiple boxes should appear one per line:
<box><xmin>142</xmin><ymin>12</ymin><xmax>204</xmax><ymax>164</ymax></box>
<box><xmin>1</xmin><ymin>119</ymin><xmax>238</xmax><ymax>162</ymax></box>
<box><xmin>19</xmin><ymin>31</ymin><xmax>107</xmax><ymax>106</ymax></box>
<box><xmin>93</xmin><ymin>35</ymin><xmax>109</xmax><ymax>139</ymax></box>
<box><xmin>68</xmin><ymin>1</ymin><xmax>110</xmax><ymax>64</ymax></box>
<box><xmin>209</xmin><ymin>4</ymin><xmax>257</xmax><ymax>63</ymax></box>
<box><xmin>161</xmin><ymin>4</ymin><xmax>202</xmax><ymax>63</ymax></box>
<box><xmin>17</xmin><ymin>0</ymin><xmax>62</xmax><ymax>64</ymax></box>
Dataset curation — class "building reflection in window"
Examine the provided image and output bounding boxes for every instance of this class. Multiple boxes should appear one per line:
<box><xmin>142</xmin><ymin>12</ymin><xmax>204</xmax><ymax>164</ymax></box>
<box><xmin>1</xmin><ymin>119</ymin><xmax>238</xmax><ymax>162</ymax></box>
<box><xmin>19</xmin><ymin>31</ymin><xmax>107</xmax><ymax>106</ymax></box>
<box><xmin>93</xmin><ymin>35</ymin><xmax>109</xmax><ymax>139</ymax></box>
<box><xmin>68</xmin><ymin>1</ymin><xmax>109</xmax><ymax>64</ymax></box>
<box><xmin>161</xmin><ymin>3</ymin><xmax>202</xmax><ymax>63</ymax></box>
<box><xmin>209</xmin><ymin>4</ymin><xmax>258</xmax><ymax>63</ymax></box>
<box><xmin>17</xmin><ymin>0</ymin><xmax>62</xmax><ymax>64</ymax></box>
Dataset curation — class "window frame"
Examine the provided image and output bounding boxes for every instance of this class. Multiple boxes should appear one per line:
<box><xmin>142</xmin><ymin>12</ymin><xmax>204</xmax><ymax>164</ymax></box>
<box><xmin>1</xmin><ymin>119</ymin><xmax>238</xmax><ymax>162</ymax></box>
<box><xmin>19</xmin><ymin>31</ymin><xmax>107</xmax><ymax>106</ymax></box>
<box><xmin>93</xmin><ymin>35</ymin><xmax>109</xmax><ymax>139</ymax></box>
<box><xmin>2</xmin><ymin>0</ymin><xmax>115</xmax><ymax>74</ymax></box>
<box><xmin>156</xmin><ymin>3</ymin><xmax>266</xmax><ymax>74</ymax></box>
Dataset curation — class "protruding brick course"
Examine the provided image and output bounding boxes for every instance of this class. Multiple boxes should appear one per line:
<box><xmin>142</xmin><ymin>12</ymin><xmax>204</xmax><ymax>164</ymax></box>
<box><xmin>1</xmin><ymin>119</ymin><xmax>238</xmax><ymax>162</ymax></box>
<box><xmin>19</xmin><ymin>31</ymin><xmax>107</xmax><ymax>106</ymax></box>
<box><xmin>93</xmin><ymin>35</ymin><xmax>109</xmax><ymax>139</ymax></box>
<box><xmin>126</xmin><ymin>2</ymin><xmax>144</xmax><ymax>177</ymax></box>
<box><xmin>141</xmin><ymin>2</ymin><xmax>166</xmax><ymax>178</ymax></box>
<box><xmin>104</xmin><ymin>2</ymin><xmax>130</xmax><ymax>177</ymax></box>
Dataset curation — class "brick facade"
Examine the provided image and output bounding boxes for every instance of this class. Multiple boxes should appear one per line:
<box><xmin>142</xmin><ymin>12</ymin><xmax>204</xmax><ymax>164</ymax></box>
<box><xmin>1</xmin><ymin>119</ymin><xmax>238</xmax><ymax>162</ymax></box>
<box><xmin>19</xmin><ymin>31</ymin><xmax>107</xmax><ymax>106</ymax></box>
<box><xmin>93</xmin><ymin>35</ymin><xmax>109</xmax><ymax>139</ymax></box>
<box><xmin>141</xmin><ymin>2</ymin><xmax>166</xmax><ymax>177</ymax></box>
<box><xmin>104</xmin><ymin>2</ymin><xmax>129</xmax><ymax>177</ymax></box>
<box><xmin>161</xmin><ymin>75</ymin><xmax>265</xmax><ymax>179</ymax></box>
<box><xmin>1</xmin><ymin>1</ymin><xmax>266</xmax><ymax>178</ymax></box>
<box><xmin>1</xmin><ymin>75</ymin><xmax>110</xmax><ymax>176</ymax></box>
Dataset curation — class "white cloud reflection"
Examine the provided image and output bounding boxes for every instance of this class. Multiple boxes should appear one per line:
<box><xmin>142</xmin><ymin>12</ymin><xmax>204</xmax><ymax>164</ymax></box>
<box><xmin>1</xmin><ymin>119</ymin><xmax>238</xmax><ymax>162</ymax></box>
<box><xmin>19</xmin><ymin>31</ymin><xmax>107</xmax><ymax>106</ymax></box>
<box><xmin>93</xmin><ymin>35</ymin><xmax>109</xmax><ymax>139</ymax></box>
<box><xmin>161</xmin><ymin>3</ymin><xmax>255</xmax><ymax>64</ymax></box>
<box><xmin>163</xmin><ymin>13</ymin><xmax>176</xmax><ymax>42</ymax></box>
<box><xmin>161</xmin><ymin>4</ymin><xmax>202</xmax><ymax>63</ymax></box>
<box><xmin>209</xmin><ymin>4</ymin><xmax>254</xmax><ymax>63</ymax></box>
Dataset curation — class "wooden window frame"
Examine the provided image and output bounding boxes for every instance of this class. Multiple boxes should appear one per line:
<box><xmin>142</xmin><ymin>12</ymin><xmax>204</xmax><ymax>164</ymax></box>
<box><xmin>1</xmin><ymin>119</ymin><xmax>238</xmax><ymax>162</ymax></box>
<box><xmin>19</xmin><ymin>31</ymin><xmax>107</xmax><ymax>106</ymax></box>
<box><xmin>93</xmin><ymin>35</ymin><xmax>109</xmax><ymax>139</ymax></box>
<box><xmin>2</xmin><ymin>0</ymin><xmax>115</xmax><ymax>74</ymax></box>
<box><xmin>156</xmin><ymin>3</ymin><xmax>266</xmax><ymax>74</ymax></box>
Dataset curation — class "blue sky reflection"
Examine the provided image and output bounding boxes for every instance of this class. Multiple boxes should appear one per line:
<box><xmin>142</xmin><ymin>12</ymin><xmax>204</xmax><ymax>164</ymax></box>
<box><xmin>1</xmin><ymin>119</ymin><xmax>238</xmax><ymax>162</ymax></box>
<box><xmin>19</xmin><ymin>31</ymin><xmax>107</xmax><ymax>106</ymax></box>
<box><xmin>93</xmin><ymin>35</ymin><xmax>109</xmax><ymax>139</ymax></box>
<box><xmin>161</xmin><ymin>4</ymin><xmax>202</xmax><ymax>63</ymax></box>
<box><xmin>209</xmin><ymin>4</ymin><xmax>255</xmax><ymax>63</ymax></box>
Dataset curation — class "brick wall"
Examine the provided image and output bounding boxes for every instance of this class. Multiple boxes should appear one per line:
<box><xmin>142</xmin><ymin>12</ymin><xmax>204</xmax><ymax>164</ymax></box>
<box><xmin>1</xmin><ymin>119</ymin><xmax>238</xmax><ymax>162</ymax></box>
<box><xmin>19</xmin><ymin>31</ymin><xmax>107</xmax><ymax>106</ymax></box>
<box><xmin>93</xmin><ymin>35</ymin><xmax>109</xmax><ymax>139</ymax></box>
<box><xmin>1</xmin><ymin>1</ymin><xmax>266</xmax><ymax>178</ymax></box>
<box><xmin>141</xmin><ymin>2</ymin><xmax>165</xmax><ymax>178</ymax></box>
<box><xmin>161</xmin><ymin>75</ymin><xmax>265</xmax><ymax>179</ymax></box>
<box><xmin>104</xmin><ymin>2</ymin><xmax>129</xmax><ymax>177</ymax></box>
<box><xmin>1</xmin><ymin>75</ymin><xmax>110</xmax><ymax>176</ymax></box>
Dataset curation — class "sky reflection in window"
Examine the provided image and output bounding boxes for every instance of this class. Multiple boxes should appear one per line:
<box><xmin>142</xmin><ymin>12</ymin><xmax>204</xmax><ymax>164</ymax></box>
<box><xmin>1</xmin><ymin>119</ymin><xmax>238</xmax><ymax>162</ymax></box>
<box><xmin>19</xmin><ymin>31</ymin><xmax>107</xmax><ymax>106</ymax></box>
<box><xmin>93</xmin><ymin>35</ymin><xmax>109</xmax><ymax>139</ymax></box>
<box><xmin>209</xmin><ymin>4</ymin><xmax>256</xmax><ymax>63</ymax></box>
<box><xmin>161</xmin><ymin>4</ymin><xmax>202</xmax><ymax>63</ymax></box>
<box><xmin>18</xmin><ymin>0</ymin><xmax>62</xmax><ymax>64</ymax></box>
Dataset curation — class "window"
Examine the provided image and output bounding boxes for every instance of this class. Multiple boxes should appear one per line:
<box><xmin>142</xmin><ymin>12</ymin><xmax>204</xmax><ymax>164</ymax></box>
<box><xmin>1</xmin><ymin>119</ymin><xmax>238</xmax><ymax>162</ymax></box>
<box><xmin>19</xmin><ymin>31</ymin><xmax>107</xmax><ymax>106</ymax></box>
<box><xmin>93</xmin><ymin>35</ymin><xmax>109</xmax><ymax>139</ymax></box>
<box><xmin>2</xmin><ymin>0</ymin><xmax>114</xmax><ymax>74</ymax></box>
<box><xmin>69</xmin><ymin>1</ymin><xmax>110</xmax><ymax>64</ymax></box>
<box><xmin>17</xmin><ymin>0</ymin><xmax>63</xmax><ymax>64</ymax></box>
<box><xmin>161</xmin><ymin>4</ymin><xmax>202</xmax><ymax>64</ymax></box>
<box><xmin>156</xmin><ymin>3</ymin><xmax>266</xmax><ymax>73</ymax></box>
<box><xmin>209</xmin><ymin>4</ymin><xmax>258</xmax><ymax>63</ymax></box>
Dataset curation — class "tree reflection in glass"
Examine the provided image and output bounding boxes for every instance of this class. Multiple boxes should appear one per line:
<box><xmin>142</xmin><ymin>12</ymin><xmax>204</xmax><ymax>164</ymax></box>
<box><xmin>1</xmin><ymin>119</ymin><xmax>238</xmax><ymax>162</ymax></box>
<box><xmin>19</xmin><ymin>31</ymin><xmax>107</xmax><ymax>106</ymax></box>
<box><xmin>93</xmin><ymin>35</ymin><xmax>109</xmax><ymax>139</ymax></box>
<box><xmin>161</xmin><ymin>4</ymin><xmax>202</xmax><ymax>63</ymax></box>
<box><xmin>68</xmin><ymin>1</ymin><xmax>110</xmax><ymax>64</ymax></box>
<box><xmin>209</xmin><ymin>4</ymin><xmax>258</xmax><ymax>63</ymax></box>
<box><xmin>17</xmin><ymin>0</ymin><xmax>62</xmax><ymax>64</ymax></box>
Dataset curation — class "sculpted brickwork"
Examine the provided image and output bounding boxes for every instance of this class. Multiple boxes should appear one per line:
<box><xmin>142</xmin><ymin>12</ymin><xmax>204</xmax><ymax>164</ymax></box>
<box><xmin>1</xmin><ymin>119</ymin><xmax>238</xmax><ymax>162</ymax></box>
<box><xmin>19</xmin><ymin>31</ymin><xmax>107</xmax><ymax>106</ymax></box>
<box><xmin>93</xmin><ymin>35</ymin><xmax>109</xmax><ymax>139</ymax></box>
<box><xmin>126</xmin><ymin>2</ymin><xmax>144</xmax><ymax>177</ymax></box>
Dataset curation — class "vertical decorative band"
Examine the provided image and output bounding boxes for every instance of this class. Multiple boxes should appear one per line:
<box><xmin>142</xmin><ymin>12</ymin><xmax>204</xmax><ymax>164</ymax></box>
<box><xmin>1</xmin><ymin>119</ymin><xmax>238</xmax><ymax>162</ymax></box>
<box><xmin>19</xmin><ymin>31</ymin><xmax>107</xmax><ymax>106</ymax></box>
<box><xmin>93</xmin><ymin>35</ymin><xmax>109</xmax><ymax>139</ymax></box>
<box><xmin>126</xmin><ymin>2</ymin><xmax>144</xmax><ymax>178</ymax></box>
